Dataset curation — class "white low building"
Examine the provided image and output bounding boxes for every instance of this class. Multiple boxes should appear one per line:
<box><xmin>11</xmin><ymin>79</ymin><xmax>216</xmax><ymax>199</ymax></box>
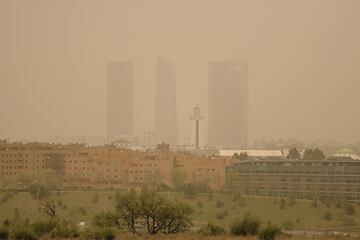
<box><xmin>334</xmin><ymin>148</ymin><xmax>360</xmax><ymax>160</ymax></box>
<box><xmin>219</xmin><ymin>149</ymin><xmax>284</xmax><ymax>158</ymax></box>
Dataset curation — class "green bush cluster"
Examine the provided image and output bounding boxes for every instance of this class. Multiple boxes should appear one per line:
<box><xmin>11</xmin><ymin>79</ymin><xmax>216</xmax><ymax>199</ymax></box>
<box><xmin>230</xmin><ymin>213</ymin><xmax>261</xmax><ymax>236</ymax></box>
<box><xmin>282</xmin><ymin>220</ymin><xmax>294</xmax><ymax>230</ymax></box>
<box><xmin>0</xmin><ymin>218</ymin><xmax>79</xmax><ymax>240</ymax></box>
<box><xmin>215</xmin><ymin>209</ymin><xmax>229</xmax><ymax>220</ymax></box>
<box><xmin>198</xmin><ymin>223</ymin><xmax>226</xmax><ymax>236</ymax></box>
<box><xmin>81</xmin><ymin>228</ymin><xmax>115</xmax><ymax>240</ymax></box>
<box><xmin>258</xmin><ymin>223</ymin><xmax>282</xmax><ymax>240</ymax></box>
<box><xmin>229</xmin><ymin>213</ymin><xmax>282</xmax><ymax>240</ymax></box>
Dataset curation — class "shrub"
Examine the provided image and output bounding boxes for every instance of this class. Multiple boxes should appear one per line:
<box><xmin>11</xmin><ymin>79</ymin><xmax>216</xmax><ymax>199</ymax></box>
<box><xmin>287</xmin><ymin>196</ymin><xmax>296</xmax><ymax>207</ymax></box>
<box><xmin>324</xmin><ymin>212</ymin><xmax>332</xmax><ymax>221</ymax></box>
<box><xmin>183</xmin><ymin>184</ymin><xmax>196</xmax><ymax>198</ymax></box>
<box><xmin>216</xmin><ymin>209</ymin><xmax>228</xmax><ymax>220</ymax></box>
<box><xmin>198</xmin><ymin>223</ymin><xmax>226</xmax><ymax>236</ymax></box>
<box><xmin>10</xmin><ymin>227</ymin><xmax>37</xmax><ymax>240</ymax></box>
<box><xmin>30</xmin><ymin>219</ymin><xmax>58</xmax><ymax>237</ymax></box>
<box><xmin>216</xmin><ymin>212</ymin><xmax>225</xmax><ymax>220</ymax></box>
<box><xmin>3</xmin><ymin>219</ymin><xmax>10</xmax><ymax>227</ymax></box>
<box><xmin>230</xmin><ymin>213</ymin><xmax>261</xmax><ymax>236</ymax></box>
<box><xmin>28</xmin><ymin>183</ymin><xmax>49</xmax><ymax>200</ymax></box>
<box><xmin>216</xmin><ymin>201</ymin><xmax>224</xmax><ymax>208</ymax></box>
<box><xmin>258</xmin><ymin>223</ymin><xmax>282</xmax><ymax>240</ymax></box>
<box><xmin>335</xmin><ymin>201</ymin><xmax>342</xmax><ymax>208</ymax></box>
<box><xmin>0</xmin><ymin>227</ymin><xmax>9</xmax><ymax>240</ymax></box>
<box><xmin>92</xmin><ymin>193</ymin><xmax>99</xmax><ymax>203</ymax></box>
<box><xmin>344</xmin><ymin>204</ymin><xmax>355</xmax><ymax>215</ymax></box>
<box><xmin>93</xmin><ymin>212</ymin><xmax>122</xmax><ymax>229</ymax></box>
<box><xmin>49</xmin><ymin>220</ymin><xmax>79</xmax><ymax>238</ymax></box>
<box><xmin>282</xmin><ymin>220</ymin><xmax>294</xmax><ymax>230</ymax></box>
<box><xmin>57</xmin><ymin>199</ymin><xmax>63</xmax><ymax>207</ymax></box>
<box><xmin>79</xmin><ymin>207</ymin><xmax>87</xmax><ymax>216</ymax></box>
<box><xmin>81</xmin><ymin>228</ymin><xmax>116</xmax><ymax>240</ymax></box>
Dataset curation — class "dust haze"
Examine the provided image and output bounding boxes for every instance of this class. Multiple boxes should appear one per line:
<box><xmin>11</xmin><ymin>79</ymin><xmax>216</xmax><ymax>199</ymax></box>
<box><xmin>0</xmin><ymin>0</ymin><xmax>359</xmax><ymax>144</ymax></box>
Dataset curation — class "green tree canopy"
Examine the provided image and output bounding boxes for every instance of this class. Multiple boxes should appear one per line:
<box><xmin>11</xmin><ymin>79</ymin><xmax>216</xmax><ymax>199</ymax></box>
<box><xmin>286</xmin><ymin>148</ymin><xmax>300</xmax><ymax>159</ymax></box>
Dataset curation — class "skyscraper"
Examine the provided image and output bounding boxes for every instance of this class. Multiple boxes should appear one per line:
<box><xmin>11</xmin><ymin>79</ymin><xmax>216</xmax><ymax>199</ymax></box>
<box><xmin>107</xmin><ymin>61</ymin><xmax>133</xmax><ymax>138</ymax></box>
<box><xmin>154</xmin><ymin>57</ymin><xmax>177</xmax><ymax>145</ymax></box>
<box><xmin>208</xmin><ymin>59</ymin><xmax>248</xmax><ymax>148</ymax></box>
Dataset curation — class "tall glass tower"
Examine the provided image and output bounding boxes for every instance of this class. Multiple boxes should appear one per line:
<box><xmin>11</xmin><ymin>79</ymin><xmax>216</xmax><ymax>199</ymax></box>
<box><xmin>154</xmin><ymin>57</ymin><xmax>177</xmax><ymax>145</ymax></box>
<box><xmin>107</xmin><ymin>61</ymin><xmax>133</xmax><ymax>138</ymax></box>
<box><xmin>208</xmin><ymin>59</ymin><xmax>248</xmax><ymax>148</ymax></box>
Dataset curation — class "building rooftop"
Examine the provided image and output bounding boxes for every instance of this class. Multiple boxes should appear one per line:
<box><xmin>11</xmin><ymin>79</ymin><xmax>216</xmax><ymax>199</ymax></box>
<box><xmin>219</xmin><ymin>149</ymin><xmax>284</xmax><ymax>158</ymax></box>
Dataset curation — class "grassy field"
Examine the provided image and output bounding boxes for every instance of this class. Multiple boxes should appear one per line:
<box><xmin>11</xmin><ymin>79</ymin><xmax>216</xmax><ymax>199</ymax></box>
<box><xmin>97</xmin><ymin>233</ymin><xmax>359</xmax><ymax>240</ymax></box>
<box><xmin>0</xmin><ymin>190</ymin><xmax>359</xmax><ymax>233</ymax></box>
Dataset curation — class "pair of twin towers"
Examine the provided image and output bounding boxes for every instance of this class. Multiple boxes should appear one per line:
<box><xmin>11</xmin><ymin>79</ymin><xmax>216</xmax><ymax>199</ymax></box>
<box><xmin>107</xmin><ymin>57</ymin><xmax>248</xmax><ymax>148</ymax></box>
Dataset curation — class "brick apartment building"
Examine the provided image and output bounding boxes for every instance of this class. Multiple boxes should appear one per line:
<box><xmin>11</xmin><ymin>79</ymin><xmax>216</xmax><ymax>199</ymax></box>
<box><xmin>0</xmin><ymin>142</ymin><xmax>226</xmax><ymax>190</ymax></box>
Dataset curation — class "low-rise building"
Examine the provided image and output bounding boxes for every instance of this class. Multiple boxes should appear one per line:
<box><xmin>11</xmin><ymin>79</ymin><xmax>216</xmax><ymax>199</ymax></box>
<box><xmin>226</xmin><ymin>158</ymin><xmax>360</xmax><ymax>202</ymax></box>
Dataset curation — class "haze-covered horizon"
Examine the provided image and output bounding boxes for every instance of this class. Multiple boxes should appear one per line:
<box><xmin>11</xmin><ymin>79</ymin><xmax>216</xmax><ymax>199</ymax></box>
<box><xmin>1</xmin><ymin>0</ymin><xmax>359</xmax><ymax>145</ymax></box>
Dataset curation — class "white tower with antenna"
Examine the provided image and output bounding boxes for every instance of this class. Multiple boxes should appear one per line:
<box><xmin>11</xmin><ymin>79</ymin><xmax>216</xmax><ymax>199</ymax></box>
<box><xmin>190</xmin><ymin>105</ymin><xmax>204</xmax><ymax>150</ymax></box>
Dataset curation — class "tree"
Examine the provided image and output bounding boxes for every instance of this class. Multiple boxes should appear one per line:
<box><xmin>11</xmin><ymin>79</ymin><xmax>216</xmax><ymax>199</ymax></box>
<box><xmin>183</xmin><ymin>184</ymin><xmax>197</xmax><ymax>198</ymax></box>
<box><xmin>303</xmin><ymin>148</ymin><xmax>326</xmax><ymax>160</ymax></box>
<box><xmin>116</xmin><ymin>189</ymin><xmax>141</xmax><ymax>234</ymax></box>
<box><xmin>172</xmin><ymin>169</ymin><xmax>187</xmax><ymax>190</ymax></box>
<box><xmin>286</xmin><ymin>148</ymin><xmax>300</xmax><ymax>159</ymax></box>
<box><xmin>140</xmin><ymin>189</ymin><xmax>169</xmax><ymax>234</ymax></box>
<box><xmin>41</xmin><ymin>199</ymin><xmax>56</xmax><ymax>218</ymax></box>
<box><xmin>312</xmin><ymin>148</ymin><xmax>326</xmax><ymax>160</ymax></box>
<box><xmin>115</xmin><ymin>189</ymin><xmax>193</xmax><ymax>235</ymax></box>
<box><xmin>17</xmin><ymin>173</ymin><xmax>36</xmax><ymax>190</ymax></box>
<box><xmin>239</xmin><ymin>152</ymin><xmax>249</xmax><ymax>161</ymax></box>
<box><xmin>29</xmin><ymin>183</ymin><xmax>49</xmax><ymax>200</ymax></box>
<box><xmin>93</xmin><ymin>212</ymin><xmax>122</xmax><ymax>229</ymax></box>
<box><xmin>161</xmin><ymin>200</ymin><xmax>193</xmax><ymax>234</ymax></box>
<box><xmin>233</xmin><ymin>152</ymin><xmax>249</xmax><ymax>161</ymax></box>
<box><xmin>324</xmin><ymin>212</ymin><xmax>332</xmax><ymax>221</ymax></box>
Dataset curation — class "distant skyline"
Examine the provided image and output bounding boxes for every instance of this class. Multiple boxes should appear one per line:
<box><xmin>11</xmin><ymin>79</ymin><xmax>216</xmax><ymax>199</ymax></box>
<box><xmin>0</xmin><ymin>0</ymin><xmax>359</xmax><ymax>144</ymax></box>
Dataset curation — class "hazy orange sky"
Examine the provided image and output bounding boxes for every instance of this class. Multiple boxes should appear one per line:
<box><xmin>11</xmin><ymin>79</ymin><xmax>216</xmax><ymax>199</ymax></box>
<box><xmin>0</xmin><ymin>0</ymin><xmax>359</xmax><ymax>144</ymax></box>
